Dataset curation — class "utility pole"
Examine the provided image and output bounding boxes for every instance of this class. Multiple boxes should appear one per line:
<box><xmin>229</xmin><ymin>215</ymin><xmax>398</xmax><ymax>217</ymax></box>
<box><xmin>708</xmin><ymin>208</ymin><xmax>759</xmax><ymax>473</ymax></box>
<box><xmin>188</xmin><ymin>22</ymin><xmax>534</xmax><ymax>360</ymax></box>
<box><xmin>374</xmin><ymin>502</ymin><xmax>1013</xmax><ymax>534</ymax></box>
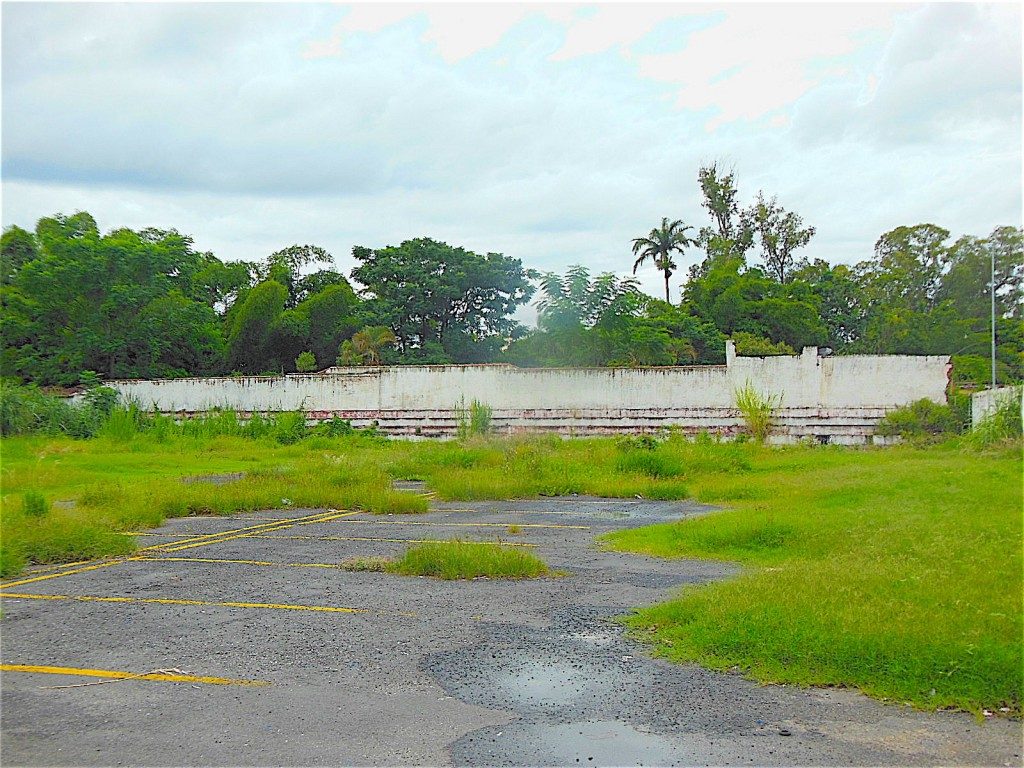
<box><xmin>991</xmin><ymin>245</ymin><xmax>997</xmax><ymax>389</ymax></box>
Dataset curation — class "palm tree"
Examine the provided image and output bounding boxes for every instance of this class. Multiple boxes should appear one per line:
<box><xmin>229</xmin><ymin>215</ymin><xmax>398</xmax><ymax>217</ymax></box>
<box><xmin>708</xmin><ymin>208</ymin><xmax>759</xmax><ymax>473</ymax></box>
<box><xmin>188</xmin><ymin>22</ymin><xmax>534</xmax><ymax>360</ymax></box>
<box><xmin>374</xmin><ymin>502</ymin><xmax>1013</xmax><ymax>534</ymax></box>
<box><xmin>631</xmin><ymin>217</ymin><xmax>697</xmax><ymax>303</ymax></box>
<box><xmin>351</xmin><ymin>326</ymin><xmax>396</xmax><ymax>365</ymax></box>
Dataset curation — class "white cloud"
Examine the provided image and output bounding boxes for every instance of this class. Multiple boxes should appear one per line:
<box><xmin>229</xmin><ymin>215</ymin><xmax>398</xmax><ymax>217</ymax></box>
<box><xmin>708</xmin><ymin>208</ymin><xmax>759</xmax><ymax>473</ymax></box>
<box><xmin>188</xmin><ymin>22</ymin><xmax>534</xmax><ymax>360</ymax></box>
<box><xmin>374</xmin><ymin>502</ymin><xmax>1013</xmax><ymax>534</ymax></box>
<box><xmin>634</xmin><ymin>4</ymin><xmax>902</xmax><ymax>127</ymax></box>
<box><xmin>1</xmin><ymin>1</ymin><xmax>1020</xmax><ymax>310</ymax></box>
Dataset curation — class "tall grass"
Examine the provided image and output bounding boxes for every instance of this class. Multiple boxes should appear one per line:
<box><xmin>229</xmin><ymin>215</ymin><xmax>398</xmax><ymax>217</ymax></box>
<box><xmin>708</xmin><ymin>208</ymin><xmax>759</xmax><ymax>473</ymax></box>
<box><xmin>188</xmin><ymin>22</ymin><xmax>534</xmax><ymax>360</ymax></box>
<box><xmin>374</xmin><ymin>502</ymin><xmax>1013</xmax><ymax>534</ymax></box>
<box><xmin>455</xmin><ymin>398</ymin><xmax>493</xmax><ymax>439</ymax></box>
<box><xmin>386</xmin><ymin>540</ymin><xmax>549</xmax><ymax>579</ymax></box>
<box><xmin>964</xmin><ymin>388</ymin><xmax>1022</xmax><ymax>449</ymax></box>
<box><xmin>734</xmin><ymin>381</ymin><xmax>782</xmax><ymax>442</ymax></box>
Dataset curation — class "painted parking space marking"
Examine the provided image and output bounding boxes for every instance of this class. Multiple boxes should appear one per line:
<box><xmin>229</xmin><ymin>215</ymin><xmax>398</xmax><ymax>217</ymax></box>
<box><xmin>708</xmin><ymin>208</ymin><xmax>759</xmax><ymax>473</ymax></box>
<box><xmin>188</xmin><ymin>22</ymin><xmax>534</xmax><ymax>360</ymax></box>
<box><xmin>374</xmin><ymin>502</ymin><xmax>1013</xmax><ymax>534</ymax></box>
<box><xmin>0</xmin><ymin>560</ymin><xmax>136</xmax><ymax>591</ymax></box>
<box><xmin>0</xmin><ymin>510</ymin><xmax>351</xmax><ymax>590</ymax></box>
<box><xmin>0</xmin><ymin>664</ymin><xmax>268</xmax><ymax>687</ymax></box>
<box><xmin>0</xmin><ymin>591</ymin><xmax>414</xmax><ymax>617</ymax></box>
<box><xmin>249</xmin><ymin>533</ymin><xmax>538</xmax><ymax>547</ymax></box>
<box><xmin>137</xmin><ymin>556</ymin><xmax>350</xmax><ymax>570</ymax></box>
<box><xmin>331</xmin><ymin>519</ymin><xmax>590</xmax><ymax>530</ymax></box>
<box><xmin>143</xmin><ymin>509</ymin><xmax>347</xmax><ymax>553</ymax></box>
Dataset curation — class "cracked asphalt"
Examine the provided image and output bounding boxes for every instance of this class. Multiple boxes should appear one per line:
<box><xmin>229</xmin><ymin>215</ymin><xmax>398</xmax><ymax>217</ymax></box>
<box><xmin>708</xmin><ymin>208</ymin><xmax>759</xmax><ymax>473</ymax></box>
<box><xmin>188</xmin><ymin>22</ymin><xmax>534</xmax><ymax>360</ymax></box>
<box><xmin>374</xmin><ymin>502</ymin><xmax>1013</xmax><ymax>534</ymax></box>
<box><xmin>1</xmin><ymin>494</ymin><xmax>1020</xmax><ymax>766</ymax></box>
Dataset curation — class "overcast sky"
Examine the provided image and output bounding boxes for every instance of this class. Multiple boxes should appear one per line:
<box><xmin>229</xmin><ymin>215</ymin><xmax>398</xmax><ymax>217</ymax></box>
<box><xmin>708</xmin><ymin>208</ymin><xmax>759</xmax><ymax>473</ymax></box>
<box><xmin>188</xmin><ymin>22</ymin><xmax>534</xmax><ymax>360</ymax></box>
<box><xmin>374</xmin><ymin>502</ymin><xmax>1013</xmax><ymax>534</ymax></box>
<box><xmin>2</xmin><ymin>2</ymin><xmax>1021</xmax><ymax>303</ymax></box>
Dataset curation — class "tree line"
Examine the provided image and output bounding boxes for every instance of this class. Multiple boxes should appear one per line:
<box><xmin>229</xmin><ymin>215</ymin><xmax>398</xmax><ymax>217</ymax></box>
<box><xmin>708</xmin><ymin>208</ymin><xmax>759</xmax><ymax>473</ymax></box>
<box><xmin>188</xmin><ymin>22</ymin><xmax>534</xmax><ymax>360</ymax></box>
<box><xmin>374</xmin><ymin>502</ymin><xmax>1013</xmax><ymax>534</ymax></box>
<box><xmin>1</xmin><ymin>164</ymin><xmax>1020</xmax><ymax>387</ymax></box>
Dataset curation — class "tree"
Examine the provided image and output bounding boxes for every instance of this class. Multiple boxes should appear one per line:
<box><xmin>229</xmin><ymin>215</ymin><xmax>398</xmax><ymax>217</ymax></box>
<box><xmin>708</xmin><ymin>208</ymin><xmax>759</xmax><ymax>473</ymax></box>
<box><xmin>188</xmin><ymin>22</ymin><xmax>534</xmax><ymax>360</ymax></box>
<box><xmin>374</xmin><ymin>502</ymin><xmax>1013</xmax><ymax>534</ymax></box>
<box><xmin>3</xmin><ymin>213</ymin><xmax>228</xmax><ymax>383</ymax></box>
<box><xmin>225</xmin><ymin>281</ymin><xmax>287</xmax><ymax>373</ymax></box>
<box><xmin>749</xmin><ymin>192</ymin><xmax>816</xmax><ymax>283</ymax></box>
<box><xmin>694</xmin><ymin>163</ymin><xmax>754</xmax><ymax>275</ymax></box>
<box><xmin>350</xmin><ymin>326</ymin><xmax>396</xmax><ymax>365</ymax></box>
<box><xmin>1</xmin><ymin>226</ymin><xmax>39</xmax><ymax>285</ymax></box>
<box><xmin>350</xmin><ymin>238</ymin><xmax>534</xmax><ymax>362</ymax></box>
<box><xmin>295</xmin><ymin>351</ymin><xmax>317</xmax><ymax>372</ymax></box>
<box><xmin>256</xmin><ymin>244</ymin><xmax>334</xmax><ymax>307</ymax></box>
<box><xmin>631</xmin><ymin>217</ymin><xmax>697</xmax><ymax>303</ymax></box>
<box><xmin>791</xmin><ymin>260</ymin><xmax>864</xmax><ymax>350</ymax></box>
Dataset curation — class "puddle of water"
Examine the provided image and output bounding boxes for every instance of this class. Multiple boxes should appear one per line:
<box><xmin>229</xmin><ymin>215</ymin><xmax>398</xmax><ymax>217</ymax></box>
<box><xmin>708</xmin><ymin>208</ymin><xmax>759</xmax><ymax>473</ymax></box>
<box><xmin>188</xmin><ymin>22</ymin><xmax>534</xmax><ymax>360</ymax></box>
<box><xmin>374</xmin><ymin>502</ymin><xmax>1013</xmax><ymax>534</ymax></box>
<box><xmin>498</xmin><ymin>660</ymin><xmax>595</xmax><ymax>707</ymax></box>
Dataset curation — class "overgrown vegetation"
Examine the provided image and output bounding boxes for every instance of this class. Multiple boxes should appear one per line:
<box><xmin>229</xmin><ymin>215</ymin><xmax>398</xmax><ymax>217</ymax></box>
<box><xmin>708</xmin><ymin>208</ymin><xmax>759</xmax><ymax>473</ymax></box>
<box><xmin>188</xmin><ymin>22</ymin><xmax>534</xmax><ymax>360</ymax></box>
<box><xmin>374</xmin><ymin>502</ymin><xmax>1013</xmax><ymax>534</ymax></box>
<box><xmin>385</xmin><ymin>540</ymin><xmax>549</xmax><ymax>580</ymax></box>
<box><xmin>875</xmin><ymin>398</ymin><xmax>966</xmax><ymax>441</ymax></box>
<box><xmin>455</xmin><ymin>398</ymin><xmax>493</xmax><ymax>439</ymax></box>
<box><xmin>964</xmin><ymin>388</ymin><xmax>1023</xmax><ymax>449</ymax></box>
<box><xmin>734</xmin><ymin>382</ymin><xmax>782</xmax><ymax>442</ymax></box>
<box><xmin>603</xmin><ymin>442</ymin><xmax>1022</xmax><ymax>716</ymax></box>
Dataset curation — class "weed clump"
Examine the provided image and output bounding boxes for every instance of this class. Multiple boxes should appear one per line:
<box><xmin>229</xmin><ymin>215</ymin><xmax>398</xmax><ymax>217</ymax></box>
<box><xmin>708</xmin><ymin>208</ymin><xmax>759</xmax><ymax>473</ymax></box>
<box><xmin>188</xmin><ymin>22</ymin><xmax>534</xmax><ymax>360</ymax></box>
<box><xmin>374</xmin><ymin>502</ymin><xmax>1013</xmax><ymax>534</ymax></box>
<box><xmin>22</xmin><ymin>490</ymin><xmax>49</xmax><ymax>518</ymax></box>
<box><xmin>456</xmin><ymin>398</ymin><xmax>493</xmax><ymax>439</ymax></box>
<box><xmin>963</xmin><ymin>389</ymin><xmax>1022</xmax><ymax>449</ymax></box>
<box><xmin>734</xmin><ymin>382</ymin><xmax>782</xmax><ymax>443</ymax></box>
<box><xmin>387</xmin><ymin>540</ymin><xmax>549</xmax><ymax>580</ymax></box>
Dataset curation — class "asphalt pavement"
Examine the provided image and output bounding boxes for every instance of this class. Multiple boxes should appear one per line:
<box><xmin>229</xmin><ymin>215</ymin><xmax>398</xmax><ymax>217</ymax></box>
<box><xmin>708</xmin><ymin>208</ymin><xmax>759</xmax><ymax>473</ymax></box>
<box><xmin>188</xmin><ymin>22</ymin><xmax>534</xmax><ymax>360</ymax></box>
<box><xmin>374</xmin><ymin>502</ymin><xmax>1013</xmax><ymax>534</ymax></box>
<box><xmin>1</xmin><ymin>494</ymin><xmax>1020</xmax><ymax>766</ymax></box>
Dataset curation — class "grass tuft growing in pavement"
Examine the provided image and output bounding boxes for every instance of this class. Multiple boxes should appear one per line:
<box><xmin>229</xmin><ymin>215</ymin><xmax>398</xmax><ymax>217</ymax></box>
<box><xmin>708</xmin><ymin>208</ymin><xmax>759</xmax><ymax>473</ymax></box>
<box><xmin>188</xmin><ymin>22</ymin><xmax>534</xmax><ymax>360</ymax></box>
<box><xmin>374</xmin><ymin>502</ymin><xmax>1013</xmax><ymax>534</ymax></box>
<box><xmin>385</xmin><ymin>540</ymin><xmax>550</xmax><ymax>580</ymax></box>
<box><xmin>602</xmin><ymin>442</ymin><xmax>1023</xmax><ymax>716</ymax></box>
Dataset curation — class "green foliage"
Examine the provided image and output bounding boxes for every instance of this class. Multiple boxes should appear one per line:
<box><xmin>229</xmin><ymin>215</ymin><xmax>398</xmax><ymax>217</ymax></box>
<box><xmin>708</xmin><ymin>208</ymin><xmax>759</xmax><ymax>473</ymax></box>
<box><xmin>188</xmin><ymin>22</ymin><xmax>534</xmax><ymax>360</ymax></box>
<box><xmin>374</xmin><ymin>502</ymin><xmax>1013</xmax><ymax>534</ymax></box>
<box><xmin>225</xmin><ymin>280</ymin><xmax>288</xmax><ymax>373</ymax></box>
<box><xmin>3</xmin><ymin>214</ymin><xmax>226</xmax><ymax>383</ymax></box>
<box><xmin>748</xmin><ymin>191</ymin><xmax>816</xmax><ymax>284</ymax></box>
<box><xmin>731</xmin><ymin>332</ymin><xmax>794</xmax><ymax>356</ymax></box>
<box><xmin>456</xmin><ymin>399</ymin><xmax>493</xmax><ymax>439</ymax></box>
<box><xmin>875</xmin><ymin>399</ymin><xmax>963</xmax><ymax>440</ymax></box>
<box><xmin>351</xmin><ymin>238</ymin><xmax>534</xmax><ymax>363</ymax></box>
<box><xmin>354</xmin><ymin>326</ymin><xmax>397</xmax><ymax>365</ymax></box>
<box><xmin>22</xmin><ymin>490</ymin><xmax>49</xmax><ymax>518</ymax></box>
<box><xmin>734</xmin><ymin>382</ymin><xmax>782</xmax><ymax>442</ymax></box>
<box><xmin>631</xmin><ymin>217</ymin><xmax>698</xmax><ymax>303</ymax></box>
<box><xmin>295</xmin><ymin>351</ymin><xmax>317</xmax><ymax>373</ymax></box>
<box><xmin>0</xmin><ymin>382</ymin><xmax>125</xmax><ymax>438</ymax></box>
<box><xmin>1</xmin><ymin>205</ymin><xmax>1020</xmax><ymax>381</ymax></box>
<box><xmin>964</xmin><ymin>388</ymin><xmax>1023</xmax><ymax>449</ymax></box>
<box><xmin>604</xmin><ymin>443</ymin><xmax>1022</xmax><ymax>715</ymax></box>
<box><xmin>272</xmin><ymin>411</ymin><xmax>308</xmax><ymax>445</ymax></box>
<box><xmin>386</xmin><ymin>540</ymin><xmax>549</xmax><ymax>580</ymax></box>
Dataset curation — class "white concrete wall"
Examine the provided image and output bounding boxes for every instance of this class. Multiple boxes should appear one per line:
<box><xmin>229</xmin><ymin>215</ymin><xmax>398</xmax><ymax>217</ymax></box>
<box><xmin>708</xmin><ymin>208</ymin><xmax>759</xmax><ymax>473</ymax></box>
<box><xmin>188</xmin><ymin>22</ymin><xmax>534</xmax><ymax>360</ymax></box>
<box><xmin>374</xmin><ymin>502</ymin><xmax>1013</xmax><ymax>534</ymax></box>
<box><xmin>109</xmin><ymin>345</ymin><xmax>950</xmax><ymax>443</ymax></box>
<box><xmin>971</xmin><ymin>386</ymin><xmax>1023</xmax><ymax>427</ymax></box>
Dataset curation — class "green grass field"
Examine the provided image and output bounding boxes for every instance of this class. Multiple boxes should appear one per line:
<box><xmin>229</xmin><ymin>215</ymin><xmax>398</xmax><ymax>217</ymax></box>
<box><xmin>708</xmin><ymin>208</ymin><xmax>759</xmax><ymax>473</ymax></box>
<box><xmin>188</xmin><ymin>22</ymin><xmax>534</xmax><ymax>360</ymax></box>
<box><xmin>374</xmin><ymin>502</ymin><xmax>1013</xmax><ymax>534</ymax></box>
<box><xmin>1</xmin><ymin>430</ymin><xmax>1020</xmax><ymax>715</ymax></box>
<box><xmin>602</xmin><ymin>442</ymin><xmax>1023</xmax><ymax>716</ymax></box>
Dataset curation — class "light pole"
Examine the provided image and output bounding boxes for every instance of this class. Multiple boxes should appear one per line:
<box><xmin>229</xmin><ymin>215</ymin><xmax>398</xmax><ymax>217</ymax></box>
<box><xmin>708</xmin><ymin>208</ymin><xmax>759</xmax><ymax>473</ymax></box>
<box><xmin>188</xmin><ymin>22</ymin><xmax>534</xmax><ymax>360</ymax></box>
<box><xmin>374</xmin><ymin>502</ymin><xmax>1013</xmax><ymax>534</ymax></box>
<box><xmin>991</xmin><ymin>245</ymin><xmax>997</xmax><ymax>390</ymax></box>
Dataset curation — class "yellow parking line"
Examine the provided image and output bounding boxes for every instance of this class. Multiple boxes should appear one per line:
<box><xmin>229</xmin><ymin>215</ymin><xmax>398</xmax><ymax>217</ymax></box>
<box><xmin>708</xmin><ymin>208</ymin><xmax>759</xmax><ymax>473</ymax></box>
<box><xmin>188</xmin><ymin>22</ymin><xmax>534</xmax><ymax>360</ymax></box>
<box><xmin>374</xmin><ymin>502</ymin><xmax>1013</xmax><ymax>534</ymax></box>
<box><xmin>1</xmin><ymin>663</ymin><xmax>268</xmax><ymax>687</ymax></box>
<box><xmin>250</xmin><ymin>534</ymin><xmax>537</xmax><ymax>547</ymax></box>
<box><xmin>141</xmin><ymin>509</ymin><xmax>342</xmax><ymax>553</ymax></box>
<box><xmin>333</xmin><ymin>519</ymin><xmax>590</xmax><ymax>530</ymax></box>
<box><xmin>0</xmin><ymin>560</ymin><xmax>135</xmax><ymax>591</ymax></box>
<box><xmin>154</xmin><ymin>510</ymin><xmax>354</xmax><ymax>553</ymax></box>
<box><xmin>0</xmin><ymin>592</ymin><xmax>409</xmax><ymax>616</ymax></box>
<box><xmin>295</xmin><ymin>510</ymin><xmax>364</xmax><ymax>525</ymax></box>
<box><xmin>138</xmin><ymin>556</ymin><xmax>348</xmax><ymax>570</ymax></box>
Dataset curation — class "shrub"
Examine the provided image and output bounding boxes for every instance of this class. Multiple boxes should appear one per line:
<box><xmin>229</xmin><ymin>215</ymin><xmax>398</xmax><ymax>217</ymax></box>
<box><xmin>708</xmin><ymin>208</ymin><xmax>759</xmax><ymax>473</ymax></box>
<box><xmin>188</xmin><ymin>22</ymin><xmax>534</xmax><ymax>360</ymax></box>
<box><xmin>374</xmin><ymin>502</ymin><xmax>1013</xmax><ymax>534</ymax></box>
<box><xmin>732</xmin><ymin>332</ymin><xmax>794</xmax><ymax>357</ymax></box>
<box><xmin>272</xmin><ymin>411</ymin><xmax>309</xmax><ymax>445</ymax></box>
<box><xmin>313</xmin><ymin>416</ymin><xmax>355</xmax><ymax>437</ymax></box>
<box><xmin>616</xmin><ymin>434</ymin><xmax>661</xmax><ymax>451</ymax></box>
<box><xmin>875</xmin><ymin>399</ymin><xmax>961</xmax><ymax>440</ymax></box>
<box><xmin>734</xmin><ymin>382</ymin><xmax>782</xmax><ymax>442</ymax></box>
<box><xmin>295</xmin><ymin>351</ymin><xmax>317</xmax><ymax>373</ymax></box>
<box><xmin>22</xmin><ymin>490</ymin><xmax>49</xmax><ymax>518</ymax></box>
